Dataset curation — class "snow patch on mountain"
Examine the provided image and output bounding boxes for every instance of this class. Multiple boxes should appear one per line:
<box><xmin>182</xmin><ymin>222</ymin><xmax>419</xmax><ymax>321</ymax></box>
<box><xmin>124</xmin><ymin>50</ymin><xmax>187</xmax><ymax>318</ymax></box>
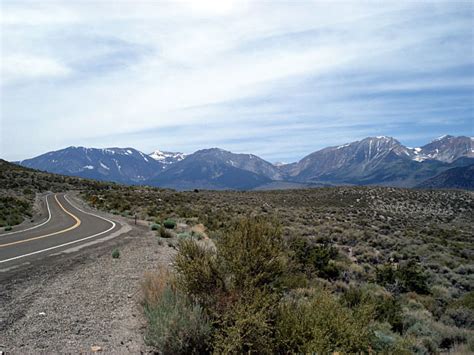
<box><xmin>149</xmin><ymin>149</ymin><xmax>186</xmax><ymax>164</ymax></box>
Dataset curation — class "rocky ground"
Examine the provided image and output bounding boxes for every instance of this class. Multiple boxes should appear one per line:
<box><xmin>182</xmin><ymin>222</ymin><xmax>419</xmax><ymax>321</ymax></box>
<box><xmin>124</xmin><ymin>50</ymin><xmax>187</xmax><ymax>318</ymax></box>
<box><xmin>0</xmin><ymin>197</ymin><xmax>175</xmax><ymax>353</ymax></box>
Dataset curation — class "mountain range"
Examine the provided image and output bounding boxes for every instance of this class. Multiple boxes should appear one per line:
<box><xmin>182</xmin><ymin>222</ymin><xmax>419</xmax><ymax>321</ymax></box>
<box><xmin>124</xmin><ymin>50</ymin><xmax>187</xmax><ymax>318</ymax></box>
<box><xmin>16</xmin><ymin>135</ymin><xmax>474</xmax><ymax>190</ymax></box>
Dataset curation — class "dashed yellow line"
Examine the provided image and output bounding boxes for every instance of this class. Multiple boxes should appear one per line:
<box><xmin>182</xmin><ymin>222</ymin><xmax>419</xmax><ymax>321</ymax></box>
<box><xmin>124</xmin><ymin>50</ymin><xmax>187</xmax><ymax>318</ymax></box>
<box><xmin>0</xmin><ymin>194</ymin><xmax>81</xmax><ymax>248</ymax></box>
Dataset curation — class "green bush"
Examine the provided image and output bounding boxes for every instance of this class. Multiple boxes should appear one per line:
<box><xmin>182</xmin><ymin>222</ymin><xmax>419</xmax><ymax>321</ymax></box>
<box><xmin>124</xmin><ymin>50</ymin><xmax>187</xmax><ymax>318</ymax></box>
<box><xmin>163</xmin><ymin>219</ymin><xmax>177</xmax><ymax>229</ymax></box>
<box><xmin>275</xmin><ymin>288</ymin><xmax>375</xmax><ymax>353</ymax></box>
<box><xmin>4</xmin><ymin>225</ymin><xmax>12</xmax><ymax>231</ymax></box>
<box><xmin>341</xmin><ymin>286</ymin><xmax>403</xmax><ymax>333</ymax></box>
<box><xmin>112</xmin><ymin>249</ymin><xmax>120</xmax><ymax>259</ymax></box>
<box><xmin>398</xmin><ymin>260</ymin><xmax>430</xmax><ymax>294</ymax></box>
<box><xmin>444</xmin><ymin>292</ymin><xmax>474</xmax><ymax>329</ymax></box>
<box><xmin>175</xmin><ymin>217</ymin><xmax>288</xmax><ymax>352</ymax></box>
<box><xmin>143</xmin><ymin>277</ymin><xmax>211</xmax><ymax>354</ymax></box>
<box><xmin>217</xmin><ymin>216</ymin><xmax>287</xmax><ymax>291</ymax></box>
<box><xmin>376</xmin><ymin>260</ymin><xmax>430</xmax><ymax>294</ymax></box>
<box><xmin>0</xmin><ymin>196</ymin><xmax>31</xmax><ymax>227</ymax></box>
<box><xmin>175</xmin><ymin>239</ymin><xmax>223</xmax><ymax>310</ymax></box>
<box><xmin>151</xmin><ymin>223</ymin><xmax>160</xmax><ymax>231</ymax></box>
<box><xmin>289</xmin><ymin>236</ymin><xmax>341</xmax><ymax>280</ymax></box>
<box><xmin>213</xmin><ymin>289</ymin><xmax>278</xmax><ymax>354</ymax></box>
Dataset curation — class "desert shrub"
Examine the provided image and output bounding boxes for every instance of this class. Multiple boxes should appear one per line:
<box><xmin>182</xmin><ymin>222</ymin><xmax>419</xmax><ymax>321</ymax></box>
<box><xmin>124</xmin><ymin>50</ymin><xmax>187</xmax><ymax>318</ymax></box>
<box><xmin>371</xmin><ymin>323</ymin><xmax>412</xmax><ymax>353</ymax></box>
<box><xmin>112</xmin><ymin>249</ymin><xmax>120</xmax><ymax>259</ymax></box>
<box><xmin>177</xmin><ymin>232</ymin><xmax>192</xmax><ymax>239</ymax></box>
<box><xmin>213</xmin><ymin>289</ymin><xmax>278</xmax><ymax>354</ymax></box>
<box><xmin>375</xmin><ymin>294</ymin><xmax>404</xmax><ymax>333</ymax></box>
<box><xmin>341</xmin><ymin>286</ymin><xmax>404</xmax><ymax>333</ymax></box>
<box><xmin>451</xmin><ymin>291</ymin><xmax>474</xmax><ymax>310</ymax></box>
<box><xmin>443</xmin><ymin>292</ymin><xmax>474</xmax><ymax>329</ymax></box>
<box><xmin>142</xmin><ymin>270</ymin><xmax>211</xmax><ymax>354</ymax></box>
<box><xmin>160</xmin><ymin>227</ymin><xmax>175</xmax><ymax>239</ymax></box>
<box><xmin>403</xmin><ymin>308</ymin><xmax>471</xmax><ymax>353</ymax></box>
<box><xmin>275</xmin><ymin>288</ymin><xmax>375</xmax><ymax>353</ymax></box>
<box><xmin>175</xmin><ymin>240</ymin><xmax>223</xmax><ymax>310</ymax></box>
<box><xmin>0</xmin><ymin>196</ymin><xmax>31</xmax><ymax>227</ymax></box>
<box><xmin>150</xmin><ymin>223</ymin><xmax>160</xmax><ymax>231</ymax></box>
<box><xmin>376</xmin><ymin>260</ymin><xmax>430</xmax><ymax>294</ymax></box>
<box><xmin>217</xmin><ymin>216</ymin><xmax>287</xmax><ymax>291</ymax></box>
<box><xmin>398</xmin><ymin>260</ymin><xmax>430</xmax><ymax>295</ymax></box>
<box><xmin>190</xmin><ymin>230</ymin><xmax>205</xmax><ymax>240</ymax></box>
<box><xmin>4</xmin><ymin>225</ymin><xmax>12</xmax><ymax>231</ymax></box>
<box><xmin>163</xmin><ymin>219</ymin><xmax>177</xmax><ymax>229</ymax></box>
<box><xmin>289</xmin><ymin>236</ymin><xmax>341</xmax><ymax>280</ymax></box>
<box><xmin>175</xmin><ymin>217</ymin><xmax>288</xmax><ymax>352</ymax></box>
<box><xmin>376</xmin><ymin>263</ymin><xmax>398</xmax><ymax>285</ymax></box>
<box><xmin>443</xmin><ymin>306</ymin><xmax>474</xmax><ymax>329</ymax></box>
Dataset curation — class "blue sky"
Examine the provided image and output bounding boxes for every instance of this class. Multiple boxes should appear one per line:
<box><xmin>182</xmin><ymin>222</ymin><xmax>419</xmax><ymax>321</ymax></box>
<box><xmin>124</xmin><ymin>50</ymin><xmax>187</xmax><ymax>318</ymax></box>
<box><xmin>1</xmin><ymin>0</ymin><xmax>473</xmax><ymax>163</ymax></box>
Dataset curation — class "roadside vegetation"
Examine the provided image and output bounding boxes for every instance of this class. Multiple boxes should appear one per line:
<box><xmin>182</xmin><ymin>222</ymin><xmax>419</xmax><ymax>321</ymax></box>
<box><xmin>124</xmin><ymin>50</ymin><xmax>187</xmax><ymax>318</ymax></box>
<box><xmin>0</xmin><ymin>159</ymin><xmax>112</xmax><ymax>228</ymax></box>
<box><xmin>2</xmin><ymin>159</ymin><xmax>472</xmax><ymax>352</ymax></box>
<box><xmin>83</xmin><ymin>184</ymin><xmax>473</xmax><ymax>353</ymax></box>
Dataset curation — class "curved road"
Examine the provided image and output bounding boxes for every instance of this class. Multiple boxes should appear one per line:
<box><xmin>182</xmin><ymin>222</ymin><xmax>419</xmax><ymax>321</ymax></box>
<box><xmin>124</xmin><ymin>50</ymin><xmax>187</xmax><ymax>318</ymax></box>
<box><xmin>0</xmin><ymin>193</ymin><xmax>121</xmax><ymax>269</ymax></box>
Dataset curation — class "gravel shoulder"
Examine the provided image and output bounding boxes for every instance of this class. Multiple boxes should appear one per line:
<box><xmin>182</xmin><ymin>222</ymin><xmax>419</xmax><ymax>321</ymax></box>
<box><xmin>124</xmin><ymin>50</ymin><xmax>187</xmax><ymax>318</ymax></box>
<box><xmin>0</xmin><ymin>193</ymin><xmax>175</xmax><ymax>353</ymax></box>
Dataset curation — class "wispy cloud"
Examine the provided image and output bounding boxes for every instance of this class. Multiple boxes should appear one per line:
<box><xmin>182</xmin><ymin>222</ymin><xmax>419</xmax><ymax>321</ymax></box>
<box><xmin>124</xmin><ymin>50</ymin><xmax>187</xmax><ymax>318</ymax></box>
<box><xmin>1</xmin><ymin>0</ymin><xmax>473</xmax><ymax>162</ymax></box>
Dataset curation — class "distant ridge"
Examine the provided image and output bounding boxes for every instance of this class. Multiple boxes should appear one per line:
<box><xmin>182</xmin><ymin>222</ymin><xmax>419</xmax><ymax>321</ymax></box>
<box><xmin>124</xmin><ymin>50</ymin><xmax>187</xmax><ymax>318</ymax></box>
<box><xmin>416</xmin><ymin>163</ymin><xmax>474</xmax><ymax>190</ymax></box>
<box><xmin>16</xmin><ymin>135</ymin><xmax>474</xmax><ymax>190</ymax></box>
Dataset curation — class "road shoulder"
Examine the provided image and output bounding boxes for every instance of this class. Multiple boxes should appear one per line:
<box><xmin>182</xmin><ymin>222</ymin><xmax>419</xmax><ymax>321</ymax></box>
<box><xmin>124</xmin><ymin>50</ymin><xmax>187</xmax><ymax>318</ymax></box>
<box><xmin>0</xmin><ymin>194</ymin><xmax>175</xmax><ymax>353</ymax></box>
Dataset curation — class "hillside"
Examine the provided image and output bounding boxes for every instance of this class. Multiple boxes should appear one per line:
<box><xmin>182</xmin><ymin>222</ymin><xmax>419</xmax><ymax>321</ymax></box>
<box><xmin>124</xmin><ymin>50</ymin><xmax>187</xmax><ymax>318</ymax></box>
<box><xmin>1</xmin><ymin>159</ymin><xmax>473</xmax><ymax>353</ymax></box>
<box><xmin>81</xmin><ymin>182</ymin><xmax>474</xmax><ymax>353</ymax></box>
<box><xmin>0</xmin><ymin>159</ymin><xmax>112</xmax><ymax>227</ymax></box>
<box><xmin>417</xmin><ymin>164</ymin><xmax>474</xmax><ymax>190</ymax></box>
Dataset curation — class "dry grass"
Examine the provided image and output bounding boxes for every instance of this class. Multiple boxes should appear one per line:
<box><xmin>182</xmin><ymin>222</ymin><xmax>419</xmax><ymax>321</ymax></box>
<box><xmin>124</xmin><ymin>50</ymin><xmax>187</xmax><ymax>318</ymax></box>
<box><xmin>191</xmin><ymin>223</ymin><xmax>208</xmax><ymax>239</ymax></box>
<box><xmin>141</xmin><ymin>268</ymin><xmax>173</xmax><ymax>306</ymax></box>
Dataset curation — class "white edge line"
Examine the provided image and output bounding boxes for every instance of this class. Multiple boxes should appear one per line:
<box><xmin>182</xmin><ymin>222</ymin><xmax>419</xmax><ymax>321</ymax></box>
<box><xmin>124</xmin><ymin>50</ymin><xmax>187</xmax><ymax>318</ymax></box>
<box><xmin>0</xmin><ymin>194</ymin><xmax>118</xmax><ymax>264</ymax></box>
<box><xmin>1</xmin><ymin>194</ymin><xmax>52</xmax><ymax>236</ymax></box>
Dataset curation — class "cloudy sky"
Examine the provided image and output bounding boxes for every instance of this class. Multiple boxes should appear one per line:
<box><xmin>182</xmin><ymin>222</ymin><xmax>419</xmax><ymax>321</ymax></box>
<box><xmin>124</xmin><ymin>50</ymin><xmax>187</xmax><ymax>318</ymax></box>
<box><xmin>1</xmin><ymin>0</ymin><xmax>473</xmax><ymax>162</ymax></box>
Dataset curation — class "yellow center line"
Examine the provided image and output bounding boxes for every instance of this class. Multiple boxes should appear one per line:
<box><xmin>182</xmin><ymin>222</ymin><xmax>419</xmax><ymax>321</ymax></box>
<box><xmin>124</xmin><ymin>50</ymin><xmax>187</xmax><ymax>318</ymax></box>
<box><xmin>0</xmin><ymin>194</ymin><xmax>82</xmax><ymax>248</ymax></box>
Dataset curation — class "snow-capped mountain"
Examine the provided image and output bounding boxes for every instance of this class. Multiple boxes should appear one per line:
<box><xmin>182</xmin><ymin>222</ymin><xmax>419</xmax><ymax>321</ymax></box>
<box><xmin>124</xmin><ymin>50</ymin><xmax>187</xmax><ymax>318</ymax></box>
<box><xmin>284</xmin><ymin>136</ymin><xmax>474</xmax><ymax>186</ymax></box>
<box><xmin>411</xmin><ymin>135</ymin><xmax>474</xmax><ymax>163</ymax></box>
<box><xmin>148</xmin><ymin>150</ymin><xmax>186</xmax><ymax>167</ymax></box>
<box><xmin>286</xmin><ymin>136</ymin><xmax>412</xmax><ymax>180</ymax></box>
<box><xmin>16</xmin><ymin>135</ymin><xmax>474</xmax><ymax>189</ymax></box>
<box><xmin>147</xmin><ymin>148</ymin><xmax>283</xmax><ymax>190</ymax></box>
<box><xmin>19</xmin><ymin>146</ymin><xmax>164</xmax><ymax>184</ymax></box>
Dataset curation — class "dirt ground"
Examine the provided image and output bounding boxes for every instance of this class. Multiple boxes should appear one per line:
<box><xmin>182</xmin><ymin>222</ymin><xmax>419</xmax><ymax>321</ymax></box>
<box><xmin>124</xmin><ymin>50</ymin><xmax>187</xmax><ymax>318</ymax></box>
<box><xmin>0</xmin><ymin>196</ymin><xmax>174</xmax><ymax>353</ymax></box>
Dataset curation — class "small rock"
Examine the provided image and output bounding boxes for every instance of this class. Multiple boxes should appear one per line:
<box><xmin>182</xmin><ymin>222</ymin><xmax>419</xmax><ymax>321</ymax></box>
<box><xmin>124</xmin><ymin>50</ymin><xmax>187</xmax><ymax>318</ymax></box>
<box><xmin>38</xmin><ymin>312</ymin><xmax>46</xmax><ymax>316</ymax></box>
<box><xmin>91</xmin><ymin>345</ymin><xmax>102</xmax><ymax>352</ymax></box>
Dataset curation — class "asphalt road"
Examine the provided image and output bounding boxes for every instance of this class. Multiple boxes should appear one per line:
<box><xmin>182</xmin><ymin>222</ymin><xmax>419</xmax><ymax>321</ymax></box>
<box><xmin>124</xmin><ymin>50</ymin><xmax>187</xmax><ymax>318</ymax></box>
<box><xmin>0</xmin><ymin>193</ymin><xmax>121</xmax><ymax>269</ymax></box>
